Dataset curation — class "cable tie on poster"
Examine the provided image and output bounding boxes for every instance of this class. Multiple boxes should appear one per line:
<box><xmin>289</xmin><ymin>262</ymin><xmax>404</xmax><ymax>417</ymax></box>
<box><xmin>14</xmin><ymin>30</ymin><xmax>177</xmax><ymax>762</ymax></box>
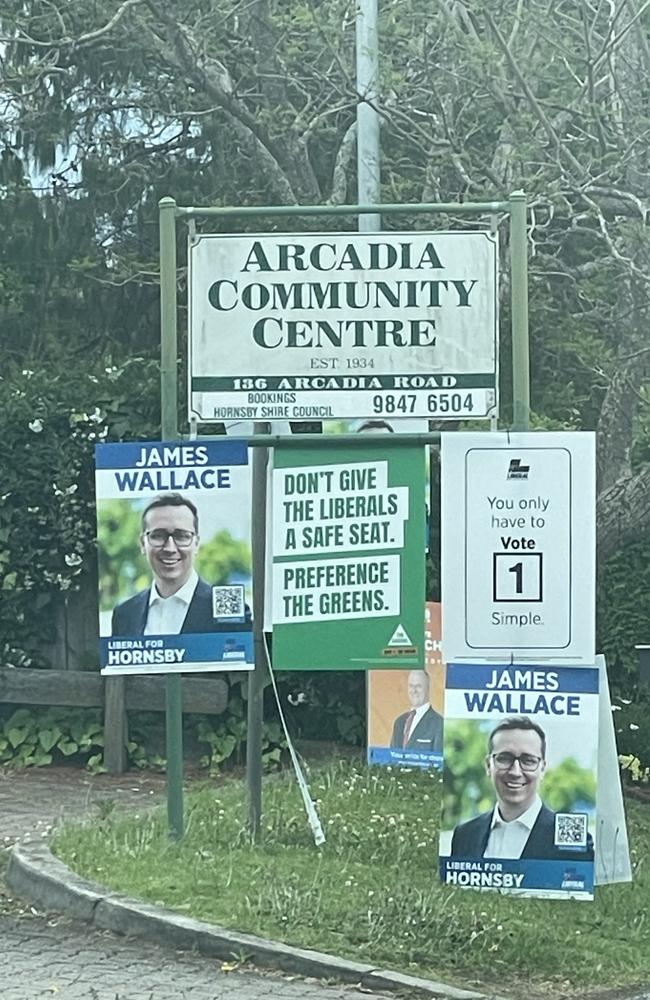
<box><xmin>263</xmin><ymin>634</ymin><xmax>326</xmax><ymax>847</ymax></box>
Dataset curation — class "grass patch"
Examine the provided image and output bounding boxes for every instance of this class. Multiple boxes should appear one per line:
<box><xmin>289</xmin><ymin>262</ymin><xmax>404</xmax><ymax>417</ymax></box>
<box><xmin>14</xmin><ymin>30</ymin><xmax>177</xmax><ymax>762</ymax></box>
<box><xmin>52</xmin><ymin>761</ymin><xmax>649</xmax><ymax>997</ymax></box>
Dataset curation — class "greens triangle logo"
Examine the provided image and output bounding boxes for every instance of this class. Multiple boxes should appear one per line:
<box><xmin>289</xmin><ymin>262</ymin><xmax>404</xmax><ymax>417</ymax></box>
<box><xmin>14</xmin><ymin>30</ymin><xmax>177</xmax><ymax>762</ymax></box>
<box><xmin>388</xmin><ymin>624</ymin><xmax>412</xmax><ymax>647</ymax></box>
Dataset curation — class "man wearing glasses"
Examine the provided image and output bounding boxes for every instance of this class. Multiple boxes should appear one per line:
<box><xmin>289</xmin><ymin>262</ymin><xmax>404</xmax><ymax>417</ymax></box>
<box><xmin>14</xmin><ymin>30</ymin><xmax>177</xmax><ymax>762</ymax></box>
<box><xmin>111</xmin><ymin>493</ymin><xmax>249</xmax><ymax>636</ymax></box>
<box><xmin>450</xmin><ymin>716</ymin><xmax>594</xmax><ymax>861</ymax></box>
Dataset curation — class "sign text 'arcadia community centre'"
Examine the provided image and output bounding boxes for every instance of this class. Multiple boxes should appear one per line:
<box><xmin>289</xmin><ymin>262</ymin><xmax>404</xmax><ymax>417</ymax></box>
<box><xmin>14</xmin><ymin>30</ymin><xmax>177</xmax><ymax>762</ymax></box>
<box><xmin>271</xmin><ymin>445</ymin><xmax>425</xmax><ymax>670</ymax></box>
<box><xmin>189</xmin><ymin>232</ymin><xmax>498</xmax><ymax>421</ymax></box>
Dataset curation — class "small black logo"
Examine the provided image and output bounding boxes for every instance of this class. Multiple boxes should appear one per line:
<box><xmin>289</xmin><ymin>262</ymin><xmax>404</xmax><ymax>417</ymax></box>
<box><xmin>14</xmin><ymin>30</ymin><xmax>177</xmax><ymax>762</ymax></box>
<box><xmin>507</xmin><ymin>458</ymin><xmax>530</xmax><ymax>480</ymax></box>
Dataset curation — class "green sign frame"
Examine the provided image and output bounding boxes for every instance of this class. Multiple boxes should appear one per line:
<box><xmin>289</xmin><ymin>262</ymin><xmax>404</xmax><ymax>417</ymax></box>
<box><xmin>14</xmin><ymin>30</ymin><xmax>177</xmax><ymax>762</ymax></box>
<box><xmin>157</xmin><ymin>193</ymin><xmax>530</xmax><ymax>839</ymax></box>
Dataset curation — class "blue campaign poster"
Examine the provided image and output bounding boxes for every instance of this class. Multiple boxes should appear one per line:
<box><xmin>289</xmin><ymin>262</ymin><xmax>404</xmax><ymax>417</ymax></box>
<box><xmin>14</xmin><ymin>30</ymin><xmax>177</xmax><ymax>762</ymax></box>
<box><xmin>95</xmin><ymin>440</ymin><xmax>253</xmax><ymax>675</ymax></box>
<box><xmin>438</xmin><ymin>663</ymin><xmax>599</xmax><ymax>899</ymax></box>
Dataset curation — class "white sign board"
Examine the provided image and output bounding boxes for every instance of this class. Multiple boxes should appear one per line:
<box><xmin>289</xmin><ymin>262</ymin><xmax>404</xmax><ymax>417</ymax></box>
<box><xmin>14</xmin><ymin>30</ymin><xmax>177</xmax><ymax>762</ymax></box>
<box><xmin>189</xmin><ymin>231</ymin><xmax>498</xmax><ymax>422</ymax></box>
<box><xmin>594</xmin><ymin>656</ymin><xmax>632</xmax><ymax>885</ymax></box>
<box><xmin>441</xmin><ymin>431</ymin><xmax>595</xmax><ymax>663</ymax></box>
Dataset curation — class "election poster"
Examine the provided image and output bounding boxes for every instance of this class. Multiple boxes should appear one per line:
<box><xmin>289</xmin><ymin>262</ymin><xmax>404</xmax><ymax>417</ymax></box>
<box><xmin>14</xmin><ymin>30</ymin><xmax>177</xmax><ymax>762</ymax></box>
<box><xmin>594</xmin><ymin>655</ymin><xmax>632</xmax><ymax>885</ymax></box>
<box><xmin>271</xmin><ymin>444</ymin><xmax>425</xmax><ymax>670</ymax></box>
<box><xmin>441</xmin><ymin>431</ymin><xmax>596</xmax><ymax>664</ymax></box>
<box><xmin>95</xmin><ymin>440</ymin><xmax>253</xmax><ymax>675</ymax></box>
<box><xmin>439</xmin><ymin>663</ymin><xmax>599</xmax><ymax>899</ymax></box>
<box><xmin>261</xmin><ymin>415</ymin><xmax>431</xmax><ymax>635</ymax></box>
<box><xmin>367</xmin><ymin>602</ymin><xmax>445</xmax><ymax>767</ymax></box>
<box><xmin>189</xmin><ymin>231</ymin><xmax>498</xmax><ymax>422</ymax></box>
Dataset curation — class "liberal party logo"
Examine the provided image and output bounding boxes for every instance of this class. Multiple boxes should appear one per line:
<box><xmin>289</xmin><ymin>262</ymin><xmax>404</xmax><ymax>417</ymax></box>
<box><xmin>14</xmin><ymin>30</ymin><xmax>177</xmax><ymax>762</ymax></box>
<box><xmin>507</xmin><ymin>458</ymin><xmax>530</xmax><ymax>480</ymax></box>
<box><xmin>560</xmin><ymin>868</ymin><xmax>586</xmax><ymax>890</ymax></box>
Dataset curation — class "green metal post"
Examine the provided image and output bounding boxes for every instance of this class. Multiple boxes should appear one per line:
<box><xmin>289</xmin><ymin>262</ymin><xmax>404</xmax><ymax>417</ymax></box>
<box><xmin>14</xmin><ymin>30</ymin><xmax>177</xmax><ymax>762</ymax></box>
<box><xmin>176</xmin><ymin>200</ymin><xmax>510</xmax><ymax>220</ymax></box>
<box><xmin>247</xmin><ymin>428</ymin><xmax>269</xmax><ymax>841</ymax></box>
<box><xmin>509</xmin><ymin>191</ymin><xmax>530</xmax><ymax>431</ymax></box>
<box><xmin>159</xmin><ymin>196</ymin><xmax>184</xmax><ymax>840</ymax></box>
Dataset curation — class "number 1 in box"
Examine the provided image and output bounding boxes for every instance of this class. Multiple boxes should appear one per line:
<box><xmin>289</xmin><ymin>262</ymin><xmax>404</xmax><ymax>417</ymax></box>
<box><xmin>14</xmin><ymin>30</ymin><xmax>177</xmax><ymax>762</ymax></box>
<box><xmin>493</xmin><ymin>553</ymin><xmax>543</xmax><ymax>602</ymax></box>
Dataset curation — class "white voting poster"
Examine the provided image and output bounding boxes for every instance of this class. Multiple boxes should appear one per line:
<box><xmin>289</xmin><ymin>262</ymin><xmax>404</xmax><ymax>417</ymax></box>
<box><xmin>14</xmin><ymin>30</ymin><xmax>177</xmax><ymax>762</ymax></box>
<box><xmin>442</xmin><ymin>431</ymin><xmax>595</xmax><ymax>663</ymax></box>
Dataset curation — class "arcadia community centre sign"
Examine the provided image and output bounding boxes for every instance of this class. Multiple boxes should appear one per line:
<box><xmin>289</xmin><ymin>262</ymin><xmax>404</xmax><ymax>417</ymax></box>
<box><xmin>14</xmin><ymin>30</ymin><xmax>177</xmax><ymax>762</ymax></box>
<box><xmin>189</xmin><ymin>232</ymin><xmax>498</xmax><ymax>422</ymax></box>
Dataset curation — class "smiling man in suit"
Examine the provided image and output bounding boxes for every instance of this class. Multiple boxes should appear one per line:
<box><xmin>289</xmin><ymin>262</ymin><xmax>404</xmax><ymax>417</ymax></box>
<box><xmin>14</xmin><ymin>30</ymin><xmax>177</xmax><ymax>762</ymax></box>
<box><xmin>111</xmin><ymin>492</ymin><xmax>250</xmax><ymax>636</ymax></box>
<box><xmin>451</xmin><ymin>716</ymin><xmax>594</xmax><ymax>861</ymax></box>
<box><xmin>390</xmin><ymin>670</ymin><xmax>443</xmax><ymax>753</ymax></box>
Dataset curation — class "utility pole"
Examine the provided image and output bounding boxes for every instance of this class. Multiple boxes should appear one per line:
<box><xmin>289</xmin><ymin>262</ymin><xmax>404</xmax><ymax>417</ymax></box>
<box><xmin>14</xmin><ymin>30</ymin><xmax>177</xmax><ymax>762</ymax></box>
<box><xmin>356</xmin><ymin>0</ymin><xmax>380</xmax><ymax>232</ymax></box>
<box><xmin>159</xmin><ymin>196</ymin><xmax>184</xmax><ymax>841</ymax></box>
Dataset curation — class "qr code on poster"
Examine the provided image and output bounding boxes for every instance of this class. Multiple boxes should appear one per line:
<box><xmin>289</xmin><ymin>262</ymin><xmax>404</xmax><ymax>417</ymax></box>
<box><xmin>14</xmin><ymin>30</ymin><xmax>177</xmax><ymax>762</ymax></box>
<box><xmin>211</xmin><ymin>585</ymin><xmax>245</xmax><ymax>620</ymax></box>
<box><xmin>554</xmin><ymin>812</ymin><xmax>588</xmax><ymax>848</ymax></box>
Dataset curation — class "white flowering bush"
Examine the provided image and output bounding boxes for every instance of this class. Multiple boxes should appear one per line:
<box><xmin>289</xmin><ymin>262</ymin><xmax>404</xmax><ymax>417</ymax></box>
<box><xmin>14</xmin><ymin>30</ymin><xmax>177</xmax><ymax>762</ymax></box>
<box><xmin>0</xmin><ymin>358</ymin><xmax>159</xmax><ymax>666</ymax></box>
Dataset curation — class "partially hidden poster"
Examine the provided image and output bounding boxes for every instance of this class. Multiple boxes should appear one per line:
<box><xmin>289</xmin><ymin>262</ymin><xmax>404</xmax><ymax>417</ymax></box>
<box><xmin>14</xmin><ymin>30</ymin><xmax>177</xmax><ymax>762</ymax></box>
<box><xmin>367</xmin><ymin>603</ymin><xmax>444</xmax><ymax>768</ymax></box>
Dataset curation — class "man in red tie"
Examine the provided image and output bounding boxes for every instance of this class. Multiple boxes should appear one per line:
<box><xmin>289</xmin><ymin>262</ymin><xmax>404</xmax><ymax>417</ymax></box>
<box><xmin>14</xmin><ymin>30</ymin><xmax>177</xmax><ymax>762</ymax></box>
<box><xmin>390</xmin><ymin>670</ymin><xmax>443</xmax><ymax>753</ymax></box>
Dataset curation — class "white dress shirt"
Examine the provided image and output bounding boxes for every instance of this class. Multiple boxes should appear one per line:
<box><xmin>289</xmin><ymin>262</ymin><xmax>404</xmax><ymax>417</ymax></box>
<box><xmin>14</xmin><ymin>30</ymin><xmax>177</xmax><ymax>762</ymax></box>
<box><xmin>402</xmin><ymin>702</ymin><xmax>431</xmax><ymax>744</ymax></box>
<box><xmin>483</xmin><ymin>795</ymin><xmax>543</xmax><ymax>859</ymax></box>
<box><xmin>411</xmin><ymin>703</ymin><xmax>431</xmax><ymax>730</ymax></box>
<box><xmin>143</xmin><ymin>570</ymin><xmax>199</xmax><ymax>635</ymax></box>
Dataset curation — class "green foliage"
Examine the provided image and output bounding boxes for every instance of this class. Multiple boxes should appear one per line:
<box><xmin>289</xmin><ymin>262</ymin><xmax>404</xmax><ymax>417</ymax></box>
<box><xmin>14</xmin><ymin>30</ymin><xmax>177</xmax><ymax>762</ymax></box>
<box><xmin>543</xmin><ymin>759</ymin><xmax>597</xmax><ymax>815</ymax></box>
<box><xmin>276</xmin><ymin>671</ymin><xmax>366</xmax><ymax>746</ymax></box>
<box><xmin>0</xmin><ymin>705</ymin><xmax>176</xmax><ymax>772</ymax></box>
<box><xmin>196</xmin><ymin>715</ymin><xmax>246</xmax><ymax>771</ymax></box>
<box><xmin>0</xmin><ymin>706</ymin><xmax>104</xmax><ymax>769</ymax></box>
<box><xmin>96</xmin><ymin>499</ymin><xmax>149</xmax><ymax>611</ymax></box>
<box><xmin>598</xmin><ymin>539</ymin><xmax>650</xmax><ymax>684</ymax></box>
<box><xmin>192</xmin><ymin>676</ymin><xmax>287</xmax><ymax>774</ymax></box>
<box><xmin>194</xmin><ymin>531</ymin><xmax>251</xmax><ymax>588</ymax></box>
<box><xmin>126</xmin><ymin>740</ymin><xmax>167</xmax><ymax>773</ymax></box>
<box><xmin>611</xmin><ymin>691</ymin><xmax>650</xmax><ymax>771</ymax></box>
<box><xmin>0</xmin><ymin>358</ymin><xmax>159</xmax><ymax>665</ymax></box>
<box><xmin>595</xmin><ymin>539</ymin><xmax>650</xmax><ymax>774</ymax></box>
<box><xmin>195</xmin><ymin>715</ymin><xmax>286</xmax><ymax>775</ymax></box>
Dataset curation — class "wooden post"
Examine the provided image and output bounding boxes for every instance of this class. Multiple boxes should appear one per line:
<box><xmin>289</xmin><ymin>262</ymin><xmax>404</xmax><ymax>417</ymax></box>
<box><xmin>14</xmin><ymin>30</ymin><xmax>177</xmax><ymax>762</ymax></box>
<box><xmin>103</xmin><ymin>676</ymin><xmax>128</xmax><ymax>774</ymax></box>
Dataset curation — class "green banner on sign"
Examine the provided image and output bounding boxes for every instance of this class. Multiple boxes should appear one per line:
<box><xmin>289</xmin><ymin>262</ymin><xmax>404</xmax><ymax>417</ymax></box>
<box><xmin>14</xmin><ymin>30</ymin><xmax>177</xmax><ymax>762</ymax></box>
<box><xmin>271</xmin><ymin>445</ymin><xmax>425</xmax><ymax>670</ymax></box>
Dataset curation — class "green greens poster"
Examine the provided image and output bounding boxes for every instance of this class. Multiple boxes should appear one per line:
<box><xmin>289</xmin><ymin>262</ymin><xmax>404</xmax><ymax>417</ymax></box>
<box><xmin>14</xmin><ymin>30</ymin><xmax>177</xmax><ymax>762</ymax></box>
<box><xmin>271</xmin><ymin>445</ymin><xmax>425</xmax><ymax>670</ymax></box>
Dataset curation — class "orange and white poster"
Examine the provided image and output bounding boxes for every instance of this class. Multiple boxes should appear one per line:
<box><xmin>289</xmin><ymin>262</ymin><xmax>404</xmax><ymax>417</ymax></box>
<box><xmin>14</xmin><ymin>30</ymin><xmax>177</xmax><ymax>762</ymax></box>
<box><xmin>367</xmin><ymin>602</ymin><xmax>444</xmax><ymax>767</ymax></box>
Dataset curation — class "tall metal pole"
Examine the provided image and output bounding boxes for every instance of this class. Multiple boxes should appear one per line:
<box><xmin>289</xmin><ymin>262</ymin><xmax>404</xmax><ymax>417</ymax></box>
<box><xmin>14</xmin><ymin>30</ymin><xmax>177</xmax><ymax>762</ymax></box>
<box><xmin>356</xmin><ymin>0</ymin><xmax>381</xmax><ymax>232</ymax></box>
<box><xmin>509</xmin><ymin>191</ymin><xmax>530</xmax><ymax>431</ymax></box>
<box><xmin>158</xmin><ymin>196</ymin><xmax>184</xmax><ymax>840</ymax></box>
<box><xmin>246</xmin><ymin>427</ymin><xmax>269</xmax><ymax>841</ymax></box>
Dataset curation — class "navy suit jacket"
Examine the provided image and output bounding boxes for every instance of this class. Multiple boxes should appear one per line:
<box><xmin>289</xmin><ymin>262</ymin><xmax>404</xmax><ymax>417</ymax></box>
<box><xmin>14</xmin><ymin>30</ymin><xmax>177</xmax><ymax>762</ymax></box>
<box><xmin>390</xmin><ymin>705</ymin><xmax>443</xmax><ymax>752</ymax></box>
<box><xmin>111</xmin><ymin>578</ymin><xmax>252</xmax><ymax>636</ymax></box>
<box><xmin>450</xmin><ymin>803</ymin><xmax>594</xmax><ymax>861</ymax></box>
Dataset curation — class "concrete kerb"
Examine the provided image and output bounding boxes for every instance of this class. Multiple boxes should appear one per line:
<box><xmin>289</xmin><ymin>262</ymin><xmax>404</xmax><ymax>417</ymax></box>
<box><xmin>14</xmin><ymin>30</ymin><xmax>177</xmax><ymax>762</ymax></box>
<box><xmin>6</xmin><ymin>841</ymin><xmax>498</xmax><ymax>1000</ymax></box>
<box><xmin>6</xmin><ymin>841</ymin><xmax>104</xmax><ymax>922</ymax></box>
